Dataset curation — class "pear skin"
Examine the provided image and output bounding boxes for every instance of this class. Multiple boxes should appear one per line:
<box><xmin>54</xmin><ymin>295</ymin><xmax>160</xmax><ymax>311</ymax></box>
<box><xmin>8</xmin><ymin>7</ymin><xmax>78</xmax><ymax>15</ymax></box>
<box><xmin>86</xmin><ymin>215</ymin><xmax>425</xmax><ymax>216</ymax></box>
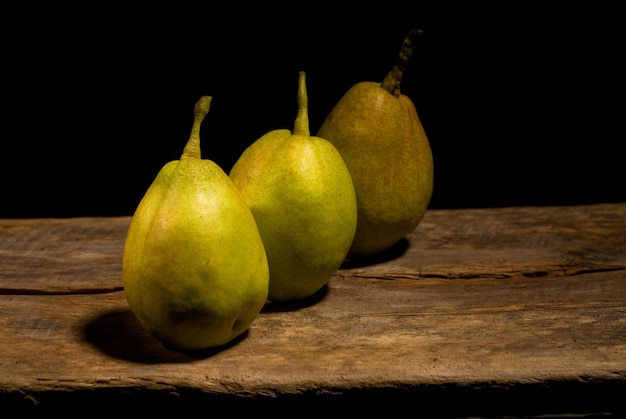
<box><xmin>122</xmin><ymin>96</ymin><xmax>269</xmax><ymax>352</ymax></box>
<box><xmin>230</xmin><ymin>72</ymin><xmax>357</xmax><ymax>303</ymax></box>
<box><xmin>318</xmin><ymin>29</ymin><xmax>434</xmax><ymax>259</ymax></box>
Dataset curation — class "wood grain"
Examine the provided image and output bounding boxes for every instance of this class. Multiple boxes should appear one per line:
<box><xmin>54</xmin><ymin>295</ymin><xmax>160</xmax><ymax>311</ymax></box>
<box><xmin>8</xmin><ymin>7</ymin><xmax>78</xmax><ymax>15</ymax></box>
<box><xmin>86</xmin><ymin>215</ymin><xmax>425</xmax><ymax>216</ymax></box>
<box><xmin>1</xmin><ymin>203</ymin><xmax>625</xmax><ymax>416</ymax></box>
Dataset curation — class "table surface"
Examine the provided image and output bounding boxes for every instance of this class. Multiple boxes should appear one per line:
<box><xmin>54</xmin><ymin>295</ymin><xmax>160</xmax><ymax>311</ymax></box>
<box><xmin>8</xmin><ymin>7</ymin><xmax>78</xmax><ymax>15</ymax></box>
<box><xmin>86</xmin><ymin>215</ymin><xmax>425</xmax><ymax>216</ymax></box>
<box><xmin>1</xmin><ymin>203</ymin><xmax>625</xmax><ymax>417</ymax></box>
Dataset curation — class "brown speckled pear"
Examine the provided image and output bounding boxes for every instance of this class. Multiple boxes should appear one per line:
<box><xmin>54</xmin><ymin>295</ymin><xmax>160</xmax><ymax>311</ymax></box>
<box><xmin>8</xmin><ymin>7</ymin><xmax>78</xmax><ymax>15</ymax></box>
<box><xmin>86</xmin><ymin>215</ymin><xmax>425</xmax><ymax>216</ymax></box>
<box><xmin>122</xmin><ymin>96</ymin><xmax>269</xmax><ymax>352</ymax></box>
<box><xmin>230</xmin><ymin>72</ymin><xmax>357</xmax><ymax>303</ymax></box>
<box><xmin>317</xmin><ymin>29</ymin><xmax>434</xmax><ymax>259</ymax></box>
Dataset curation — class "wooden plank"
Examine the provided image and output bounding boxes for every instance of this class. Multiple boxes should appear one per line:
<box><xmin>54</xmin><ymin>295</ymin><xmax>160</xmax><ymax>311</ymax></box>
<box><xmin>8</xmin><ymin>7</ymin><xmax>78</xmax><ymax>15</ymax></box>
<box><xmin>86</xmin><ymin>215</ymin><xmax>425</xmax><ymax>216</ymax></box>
<box><xmin>1</xmin><ymin>203</ymin><xmax>625</xmax><ymax>415</ymax></box>
<box><xmin>2</xmin><ymin>271</ymin><xmax>625</xmax><ymax>385</ymax></box>
<box><xmin>342</xmin><ymin>203</ymin><xmax>626</xmax><ymax>278</ymax></box>
<box><xmin>1</xmin><ymin>271</ymin><xmax>625</xmax><ymax>414</ymax></box>
<box><xmin>2</xmin><ymin>203</ymin><xmax>625</xmax><ymax>292</ymax></box>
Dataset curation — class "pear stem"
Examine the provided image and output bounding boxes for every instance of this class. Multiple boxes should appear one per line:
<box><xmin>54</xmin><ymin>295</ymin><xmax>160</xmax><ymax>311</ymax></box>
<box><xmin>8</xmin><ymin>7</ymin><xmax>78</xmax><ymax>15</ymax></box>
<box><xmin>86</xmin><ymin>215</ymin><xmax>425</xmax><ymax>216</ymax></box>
<box><xmin>380</xmin><ymin>29</ymin><xmax>423</xmax><ymax>98</ymax></box>
<box><xmin>293</xmin><ymin>71</ymin><xmax>310</xmax><ymax>136</ymax></box>
<box><xmin>182</xmin><ymin>95</ymin><xmax>212</xmax><ymax>159</ymax></box>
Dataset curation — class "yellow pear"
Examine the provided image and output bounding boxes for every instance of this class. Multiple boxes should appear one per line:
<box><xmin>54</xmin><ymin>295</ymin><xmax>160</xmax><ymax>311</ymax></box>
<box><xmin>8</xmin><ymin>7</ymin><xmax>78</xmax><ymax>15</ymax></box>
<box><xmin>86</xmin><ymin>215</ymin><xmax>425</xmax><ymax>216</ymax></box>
<box><xmin>122</xmin><ymin>96</ymin><xmax>269</xmax><ymax>351</ymax></box>
<box><xmin>318</xmin><ymin>29</ymin><xmax>434</xmax><ymax>259</ymax></box>
<box><xmin>230</xmin><ymin>71</ymin><xmax>357</xmax><ymax>303</ymax></box>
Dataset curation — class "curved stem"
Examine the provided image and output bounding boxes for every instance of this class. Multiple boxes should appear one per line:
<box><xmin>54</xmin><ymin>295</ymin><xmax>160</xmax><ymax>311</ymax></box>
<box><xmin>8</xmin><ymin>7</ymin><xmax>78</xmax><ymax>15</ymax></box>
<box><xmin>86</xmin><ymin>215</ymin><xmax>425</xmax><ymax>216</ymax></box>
<box><xmin>182</xmin><ymin>96</ymin><xmax>212</xmax><ymax>159</ymax></box>
<box><xmin>380</xmin><ymin>29</ymin><xmax>423</xmax><ymax>98</ymax></box>
<box><xmin>293</xmin><ymin>71</ymin><xmax>310</xmax><ymax>136</ymax></box>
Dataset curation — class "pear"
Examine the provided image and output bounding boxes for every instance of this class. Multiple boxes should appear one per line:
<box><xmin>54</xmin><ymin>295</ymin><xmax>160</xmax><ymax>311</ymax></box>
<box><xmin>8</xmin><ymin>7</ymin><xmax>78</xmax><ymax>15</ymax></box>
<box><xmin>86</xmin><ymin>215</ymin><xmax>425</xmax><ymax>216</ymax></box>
<box><xmin>122</xmin><ymin>96</ymin><xmax>269</xmax><ymax>352</ymax></box>
<box><xmin>317</xmin><ymin>29</ymin><xmax>434</xmax><ymax>259</ymax></box>
<box><xmin>229</xmin><ymin>71</ymin><xmax>357</xmax><ymax>303</ymax></box>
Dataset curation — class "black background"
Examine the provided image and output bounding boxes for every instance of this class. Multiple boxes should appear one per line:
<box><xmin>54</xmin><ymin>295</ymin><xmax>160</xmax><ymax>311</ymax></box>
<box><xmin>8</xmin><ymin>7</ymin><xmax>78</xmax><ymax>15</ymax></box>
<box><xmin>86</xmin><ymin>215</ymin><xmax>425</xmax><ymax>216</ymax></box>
<box><xmin>2</xmin><ymin>4</ymin><xmax>623</xmax><ymax>218</ymax></box>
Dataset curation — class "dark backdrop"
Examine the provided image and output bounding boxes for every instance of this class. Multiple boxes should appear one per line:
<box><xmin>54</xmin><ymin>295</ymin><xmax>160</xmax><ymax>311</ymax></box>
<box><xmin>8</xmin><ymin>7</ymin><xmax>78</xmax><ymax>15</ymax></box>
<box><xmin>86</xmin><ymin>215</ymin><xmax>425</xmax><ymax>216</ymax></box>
<box><xmin>2</xmin><ymin>4</ymin><xmax>623</xmax><ymax>218</ymax></box>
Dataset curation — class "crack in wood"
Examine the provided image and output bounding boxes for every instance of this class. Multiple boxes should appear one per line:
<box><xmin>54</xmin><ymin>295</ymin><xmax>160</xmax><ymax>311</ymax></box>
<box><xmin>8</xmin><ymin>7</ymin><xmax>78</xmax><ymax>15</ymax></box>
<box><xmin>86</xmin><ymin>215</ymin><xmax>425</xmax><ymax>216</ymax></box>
<box><xmin>338</xmin><ymin>265</ymin><xmax>625</xmax><ymax>281</ymax></box>
<box><xmin>0</xmin><ymin>286</ymin><xmax>124</xmax><ymax>296</ymax></box>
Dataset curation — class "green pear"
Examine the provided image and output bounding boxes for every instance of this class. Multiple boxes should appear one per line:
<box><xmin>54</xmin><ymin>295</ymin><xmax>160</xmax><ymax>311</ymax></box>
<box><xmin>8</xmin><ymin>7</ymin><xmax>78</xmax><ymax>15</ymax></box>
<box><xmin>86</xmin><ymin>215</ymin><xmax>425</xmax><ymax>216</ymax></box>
<box><xmin>317</xmin><ymin>29</ymin><xmax>434</xmax><ymax>259</ymax></box>
<box><xmin>122</xmin><ymin>96</ymin><xmax>269</xmax><ymax>352</ymax></box>
<box><xmin>229</xmin><ymin>71</ymin><xmax>357</xmax><ymax>303</ymax></box>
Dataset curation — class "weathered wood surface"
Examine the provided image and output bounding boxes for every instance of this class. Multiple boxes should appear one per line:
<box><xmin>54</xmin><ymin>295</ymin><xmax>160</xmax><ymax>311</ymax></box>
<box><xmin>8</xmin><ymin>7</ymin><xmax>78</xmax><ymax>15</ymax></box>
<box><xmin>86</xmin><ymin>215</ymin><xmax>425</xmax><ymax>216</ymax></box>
<box><xmin>1</xmin><ymin>203</ymin><xmax>625</xmax><ymax>416</ymax></box>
